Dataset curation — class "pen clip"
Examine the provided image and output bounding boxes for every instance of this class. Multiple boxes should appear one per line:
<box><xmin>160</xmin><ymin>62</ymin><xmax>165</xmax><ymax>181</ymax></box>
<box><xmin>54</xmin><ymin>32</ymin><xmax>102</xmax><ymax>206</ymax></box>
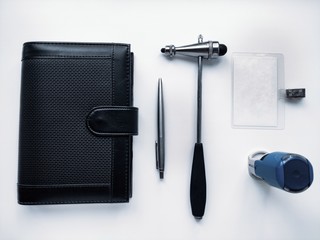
<box><xmin>155</xmin><ymin>141</ymin><xmax>159</xmax><ymax>169</ymax></box>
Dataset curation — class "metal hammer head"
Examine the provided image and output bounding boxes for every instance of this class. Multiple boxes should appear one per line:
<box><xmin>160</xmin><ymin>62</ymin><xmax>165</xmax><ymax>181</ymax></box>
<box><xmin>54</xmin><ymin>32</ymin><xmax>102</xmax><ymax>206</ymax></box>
<box><xmin>161</xmin><ymin>35</ymin><xmax>227</xmax><ymax>59</ymax></box>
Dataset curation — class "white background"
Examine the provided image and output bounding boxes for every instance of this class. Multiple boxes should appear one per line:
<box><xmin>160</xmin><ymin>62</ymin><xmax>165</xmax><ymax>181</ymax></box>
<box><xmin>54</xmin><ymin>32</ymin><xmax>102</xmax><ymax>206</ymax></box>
<box><xmin>1</xmin><ymin>0</ymin><xmax>320</xmax><ymax>239</ymax></box>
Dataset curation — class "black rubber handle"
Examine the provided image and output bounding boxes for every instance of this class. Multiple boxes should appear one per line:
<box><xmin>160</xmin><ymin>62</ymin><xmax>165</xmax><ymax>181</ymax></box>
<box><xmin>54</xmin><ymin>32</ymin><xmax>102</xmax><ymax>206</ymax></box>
<box><xmin>190</xmin><ymin>143</ymin><xmax>206</xmax><ymax>219</ymax></box>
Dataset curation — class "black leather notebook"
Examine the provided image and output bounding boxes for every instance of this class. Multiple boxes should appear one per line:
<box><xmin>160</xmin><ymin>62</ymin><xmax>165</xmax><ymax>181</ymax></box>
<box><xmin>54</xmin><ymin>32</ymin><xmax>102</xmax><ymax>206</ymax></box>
<box><xmin>18</xmin><ymin>42</ymin><xmax>138</xmax><ymax>204</ymax></box>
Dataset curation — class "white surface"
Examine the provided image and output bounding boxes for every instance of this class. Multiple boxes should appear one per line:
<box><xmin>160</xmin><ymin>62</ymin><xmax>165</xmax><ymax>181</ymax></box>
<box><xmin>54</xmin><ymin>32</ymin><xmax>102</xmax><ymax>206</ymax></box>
<box><xmin>1</xmin><ymin>0</ymin><xmax>320</xmax><ymax>239</ymax></box>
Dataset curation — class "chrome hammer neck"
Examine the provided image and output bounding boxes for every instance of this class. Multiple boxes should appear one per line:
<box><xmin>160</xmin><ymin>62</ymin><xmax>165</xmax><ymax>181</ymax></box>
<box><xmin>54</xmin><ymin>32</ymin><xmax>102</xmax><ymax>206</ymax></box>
<box><xmin>197</xmin><ymin>35</ymin><xmax>203</xmax><ymax>144</ymax></box>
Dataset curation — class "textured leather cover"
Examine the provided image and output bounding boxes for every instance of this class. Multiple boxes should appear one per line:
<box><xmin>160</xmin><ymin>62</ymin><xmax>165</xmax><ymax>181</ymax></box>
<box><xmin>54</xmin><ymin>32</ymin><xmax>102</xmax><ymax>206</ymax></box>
<box><xmin>18</xmin><ymin>42</ymin><xmax>137</xmax><ymax>204</ymax></box>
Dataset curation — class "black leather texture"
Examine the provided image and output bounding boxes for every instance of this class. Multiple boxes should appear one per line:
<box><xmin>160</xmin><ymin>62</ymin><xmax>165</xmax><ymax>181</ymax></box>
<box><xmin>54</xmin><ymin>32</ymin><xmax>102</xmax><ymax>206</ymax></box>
<box><xmin>18</xmin><ymin>42</ymin><xmax>136</xmax><ymax>204</ymax></box>
<box><xmin>86</xmin><ymin>106</ymin><xmax>138</xmax><ymax>136</ymax></box>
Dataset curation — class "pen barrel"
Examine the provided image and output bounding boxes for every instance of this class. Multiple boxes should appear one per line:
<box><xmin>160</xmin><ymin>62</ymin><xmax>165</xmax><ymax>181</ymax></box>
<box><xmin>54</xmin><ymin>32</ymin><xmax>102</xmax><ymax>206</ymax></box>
<box><xmin>158</xmin><ymin>136</ymin><xmax>165</xmax><ymax>167</ymax></box>
<box><xmin>157</xmin><ymin>78</ymin><xmax>165</xmax><ymax>178</ymax></box>
<box><xmin>190</xmin><ymin>143</ymin><xmax>206</xmax><ymax>219</ymax></box>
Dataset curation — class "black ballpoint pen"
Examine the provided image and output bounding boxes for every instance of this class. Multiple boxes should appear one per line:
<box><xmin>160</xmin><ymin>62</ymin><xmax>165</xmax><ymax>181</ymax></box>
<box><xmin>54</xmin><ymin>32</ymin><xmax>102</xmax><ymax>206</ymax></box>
<box><xmin>155</xmin><ymin>78</ymin><xmax>165</xmax><ymax>179</ymax></box>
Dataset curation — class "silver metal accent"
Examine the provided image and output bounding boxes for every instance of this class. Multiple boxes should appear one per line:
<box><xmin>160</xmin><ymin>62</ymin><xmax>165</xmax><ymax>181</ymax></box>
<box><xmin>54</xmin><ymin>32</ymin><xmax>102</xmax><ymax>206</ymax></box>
<box><xmin>197</xmin><ymin>48</ymin><xmax>203</xmax><ymax>143</ymax></box>
<box><xmin>198</xmin><ymin>34</ymin><xmax>203</xmax><ymax>43</ymax></box>
<box><xmin>162</xmin><ymin>37</ymin><xmax>220</xmax><ymax>59</ymax></box>
<box><xmin>248</xmin><ymin>151</ymin><xmax>268</xmax><ymax>179</ymax></box>
<box><xmin>168</xmin><ymin>45</ymin><xmax>175</xmax><ymax>57</ymax></box>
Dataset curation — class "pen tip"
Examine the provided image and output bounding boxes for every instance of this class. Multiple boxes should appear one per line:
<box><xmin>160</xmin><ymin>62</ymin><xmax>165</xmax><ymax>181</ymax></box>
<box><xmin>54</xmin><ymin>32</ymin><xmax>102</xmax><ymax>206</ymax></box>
<box><xmin>160</xmin><ymin>172</ymin><xmax>164</xmax><ymax>179</ymax></box>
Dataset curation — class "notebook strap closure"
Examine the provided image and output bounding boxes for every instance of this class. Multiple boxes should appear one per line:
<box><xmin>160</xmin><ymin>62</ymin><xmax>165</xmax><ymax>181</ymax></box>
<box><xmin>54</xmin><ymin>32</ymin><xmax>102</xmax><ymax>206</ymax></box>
<box><xmin>86</xmin><ymin>106</ymin><xmax>138</xmax><ymax>136</ymax></box>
